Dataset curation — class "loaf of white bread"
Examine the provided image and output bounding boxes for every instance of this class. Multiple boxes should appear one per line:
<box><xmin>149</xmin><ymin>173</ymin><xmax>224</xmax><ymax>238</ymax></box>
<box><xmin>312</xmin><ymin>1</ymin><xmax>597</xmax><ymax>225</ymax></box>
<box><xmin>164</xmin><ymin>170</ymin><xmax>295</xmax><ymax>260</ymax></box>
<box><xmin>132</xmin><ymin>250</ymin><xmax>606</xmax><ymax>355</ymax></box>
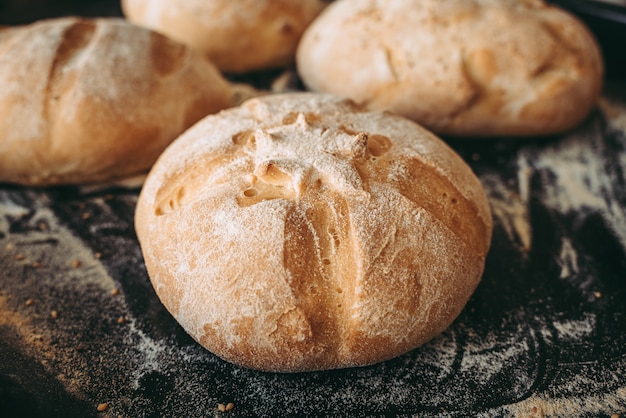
<box><xmin>122</xmin><ymin>0</ymin><xmax>329</xmax><ymax>73</ymax></box>
<box><xmin>0</xmin><ymin>17</ymin><xmax>235</xmax><ymax>186</ymax></box>
<box><xmin>297</xmin><ymin>0</ymin><xmax>604</xmax><ymax>137</ymax></box>
<box><xmin>135</xmin><ymin>93</ymin><xmax>493</xmax><ymax>372</ymax></box>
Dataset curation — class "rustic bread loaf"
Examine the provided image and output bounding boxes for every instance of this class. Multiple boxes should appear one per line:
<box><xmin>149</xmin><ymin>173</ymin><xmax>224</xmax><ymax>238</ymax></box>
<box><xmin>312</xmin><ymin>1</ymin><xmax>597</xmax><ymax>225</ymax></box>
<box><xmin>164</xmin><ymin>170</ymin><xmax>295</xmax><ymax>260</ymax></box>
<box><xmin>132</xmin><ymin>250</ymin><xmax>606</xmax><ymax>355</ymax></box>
<box><xmin>0</xmin><ymin>17</ymin><xmax>234</xmax><ymax>186</ymax></box>
<box><xmin>135</xmin><ymin>93</ymin><xmax>493</xmax><ymax>372</ymax></box>
<box><xmin>121</xmin><ymin>0</ymin><xmax>328</xmax><ymax>73</ymax></box>
<box><xmin>296</xmin><ymin>0</ymin><xmax>604</xmax><ymax>137</ymax></box>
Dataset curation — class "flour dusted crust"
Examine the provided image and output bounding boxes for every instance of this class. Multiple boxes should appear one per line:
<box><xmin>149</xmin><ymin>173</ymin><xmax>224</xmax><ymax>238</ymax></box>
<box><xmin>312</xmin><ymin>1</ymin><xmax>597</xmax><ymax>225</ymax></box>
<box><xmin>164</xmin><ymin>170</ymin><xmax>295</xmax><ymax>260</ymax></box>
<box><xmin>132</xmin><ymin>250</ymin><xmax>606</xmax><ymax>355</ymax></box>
<box><xmin>296</xmin><ymin>0</ymin><xmax>604</xmax><ymax>137</ymax></box>
<box><xmin>0</xmin><ymin>17</ymin><xmax>234</xmax><ymax>186</ymax></box>
<box><xmin>121</xmin><ymin>0</ymin><xmax>328</xmax><ymax>73</ymax></box>
<box><xmin>135</xmin><ymin>93</ymin><xmax>492</xmax><ymax>372</ymax></box>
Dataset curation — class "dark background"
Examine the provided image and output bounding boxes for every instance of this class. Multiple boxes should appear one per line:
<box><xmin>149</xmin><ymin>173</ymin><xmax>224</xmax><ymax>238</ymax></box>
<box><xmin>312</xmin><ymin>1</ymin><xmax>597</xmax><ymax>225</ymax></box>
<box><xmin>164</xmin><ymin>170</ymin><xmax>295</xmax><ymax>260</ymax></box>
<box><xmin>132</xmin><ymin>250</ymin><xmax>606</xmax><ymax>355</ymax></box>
<box><xmin>0</xmin><ymin>0</ymin><xmax>121</xmax><ymax>24</ymax></box>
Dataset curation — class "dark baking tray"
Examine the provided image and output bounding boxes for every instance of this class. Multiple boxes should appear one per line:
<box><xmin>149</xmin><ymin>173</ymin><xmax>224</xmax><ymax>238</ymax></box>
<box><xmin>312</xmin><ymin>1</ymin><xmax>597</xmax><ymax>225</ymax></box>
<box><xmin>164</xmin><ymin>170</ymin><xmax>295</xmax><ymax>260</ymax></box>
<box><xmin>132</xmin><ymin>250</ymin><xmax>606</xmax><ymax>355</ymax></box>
<box><xmin>1</xmin><ymin>2</ymin><xmax>626</xmax><ymax>417</ymax></box>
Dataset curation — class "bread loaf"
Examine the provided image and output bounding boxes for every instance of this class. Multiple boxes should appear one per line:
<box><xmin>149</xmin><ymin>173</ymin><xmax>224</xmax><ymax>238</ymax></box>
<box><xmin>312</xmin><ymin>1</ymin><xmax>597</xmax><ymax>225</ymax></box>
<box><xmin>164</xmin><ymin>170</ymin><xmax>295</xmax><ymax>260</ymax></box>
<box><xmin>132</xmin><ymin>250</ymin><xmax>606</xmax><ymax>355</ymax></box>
<box><xmin>121</xmin><ymin>0</ymin><xmax>328</xmax><ymax>73</ymax></box>
<box><xmin>135</xmin><ymin>93</ymin><xmax>493</xmax><ymax>372</ymax></box>
<box><xmin>0</xmin><ymin>17</ymin><xmax>234</xmax><ymax>186</ymax></box>
<box><xmin>296</xmin><ymin>0</ymin><xmax>604</xmax><ymax>137</ymax></box>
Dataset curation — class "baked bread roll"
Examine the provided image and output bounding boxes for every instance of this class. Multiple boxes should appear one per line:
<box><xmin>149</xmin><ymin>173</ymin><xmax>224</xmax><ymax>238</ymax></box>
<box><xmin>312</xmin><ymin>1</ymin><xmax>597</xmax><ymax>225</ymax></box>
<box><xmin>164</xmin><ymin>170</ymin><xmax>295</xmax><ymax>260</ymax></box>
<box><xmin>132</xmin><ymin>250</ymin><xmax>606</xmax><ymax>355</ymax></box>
<box><xmin>0</xmin><ymin>17</ymin><xmax>234</xmax><ymax>186</ymax></box>
<box><xmin>135</xmin><ymin>93</ymin><xmax>493</xmax><ymax>372</ymax></box>
<box><xmin>296</xmin><ymin>0</ymin><xmax>604</xmax><ymax>137</ymax></box>
<box><xmin>121</xmin><ymin>0</ymin><xmax>328</xmax><ymax>73</ymax></box>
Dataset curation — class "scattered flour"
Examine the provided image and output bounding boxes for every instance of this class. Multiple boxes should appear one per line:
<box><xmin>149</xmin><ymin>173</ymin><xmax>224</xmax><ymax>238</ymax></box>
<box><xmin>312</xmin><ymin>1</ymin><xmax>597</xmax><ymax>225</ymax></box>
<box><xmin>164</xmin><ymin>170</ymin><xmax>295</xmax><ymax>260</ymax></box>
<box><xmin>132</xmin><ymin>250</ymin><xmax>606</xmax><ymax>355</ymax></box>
<box><xmin>482</xmin><ymin>173</ymin><xmax>532</xmax><ymax>251</ymax></box>
<box><xmin>552</xmin><ymin>313</ymin><xmax>596</xmax><ymax>342</ymax></box>
<box><xmin>557</xmin><ymin>237</ymin><xmax>579</xmax><ymax>279</ymax></box>
<box><xmin>508</xmin><ymin>387</ymin><xmax>626</xmax><ymax>418</ymax></box>
<box><xmin>482</xmin><ymin>95</ymin><xmax>626</xmax><ymax>257</ymax></box>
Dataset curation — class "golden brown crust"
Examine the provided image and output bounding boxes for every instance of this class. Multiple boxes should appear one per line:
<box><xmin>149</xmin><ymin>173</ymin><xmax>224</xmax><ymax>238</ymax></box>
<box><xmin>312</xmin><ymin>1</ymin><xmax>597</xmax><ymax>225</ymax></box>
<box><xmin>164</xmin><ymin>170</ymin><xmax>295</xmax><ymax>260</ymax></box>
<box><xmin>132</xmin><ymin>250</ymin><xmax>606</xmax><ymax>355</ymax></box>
<box><xmin>122</xmin><ymin>0</ymin><xmax>328</xmax><ymax>73</ymax></box>
<box><xmin>0</xmin><ymin>17</ymin><xmax>234</xmax><ymax>186</ymax></box>
<box><xmin>296</xmin><ymin>0</ymin><xmax>604</xmax><ymax>137</ymax></box>
<box><xmin>135</xmin><ymin>93</ymin><xmax>492</xmax><ymax>372</ymax></box>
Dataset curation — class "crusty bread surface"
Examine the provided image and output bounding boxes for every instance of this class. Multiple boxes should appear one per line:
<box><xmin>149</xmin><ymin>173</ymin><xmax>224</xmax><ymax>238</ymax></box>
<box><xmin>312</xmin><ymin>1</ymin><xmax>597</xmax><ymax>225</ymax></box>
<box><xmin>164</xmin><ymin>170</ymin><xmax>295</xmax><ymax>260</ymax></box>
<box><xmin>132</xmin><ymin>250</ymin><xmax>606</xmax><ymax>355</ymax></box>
<box><xmin>0</xmin><ymin>17</ymin><xmax>234</xmax><ymax>186</ymax></box>
<box><xmin>296</xmin><ymin>0</ymin><xmax>604</xmax><ymax>137</ymax></box>
<box><xmin>135</xmin><ymin>93</ymin><xmax>493</xmax><ymax>372</ymax></box>
<box><xmin>122</xmin><ymin>0</ymin><xmax>328</xmax><ymax>73</ymax></box>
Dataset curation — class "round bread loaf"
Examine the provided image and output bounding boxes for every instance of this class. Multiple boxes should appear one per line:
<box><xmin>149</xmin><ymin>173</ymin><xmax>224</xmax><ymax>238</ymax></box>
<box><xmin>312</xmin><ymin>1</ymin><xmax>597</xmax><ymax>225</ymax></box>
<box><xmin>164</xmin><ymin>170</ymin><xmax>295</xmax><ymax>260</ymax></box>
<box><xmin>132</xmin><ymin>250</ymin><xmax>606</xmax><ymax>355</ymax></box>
<box><xmin>121</xmin><ymin>0</ymin><xmax>328</xmax><ymax>73</ymax></box>
<box><xmin>135</xmin><ymin>93</ymin><xmax>493</xmax><ymax>372</ymax></box>
<box><xmin>296</xmin><ymin>0</ymin><xmax>604</xmax><ymax>137</ymax></box>
<box><xmin>0</xmin><ymin>17</ymin><xmax>234</xmax><ymax>186</ymax></box>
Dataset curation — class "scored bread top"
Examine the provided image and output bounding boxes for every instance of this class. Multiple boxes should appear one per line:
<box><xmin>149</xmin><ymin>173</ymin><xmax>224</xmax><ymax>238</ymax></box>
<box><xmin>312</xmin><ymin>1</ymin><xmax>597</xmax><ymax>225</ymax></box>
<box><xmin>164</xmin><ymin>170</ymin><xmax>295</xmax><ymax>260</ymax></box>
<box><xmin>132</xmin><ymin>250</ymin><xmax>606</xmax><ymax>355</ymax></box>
<box><xmin>0</xmin><ymin>17</ymin><xmax>233</xmax><ymax>185</ymax></box>
<box><xmin>296</xmin><ymin>0</ymin><xmax>603</xmax><ymax>137</ymax></box>
<box><xmin>135</xmin><ymin>93</ymin><xmax>492</xmax><ymax>372</ymax></box>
